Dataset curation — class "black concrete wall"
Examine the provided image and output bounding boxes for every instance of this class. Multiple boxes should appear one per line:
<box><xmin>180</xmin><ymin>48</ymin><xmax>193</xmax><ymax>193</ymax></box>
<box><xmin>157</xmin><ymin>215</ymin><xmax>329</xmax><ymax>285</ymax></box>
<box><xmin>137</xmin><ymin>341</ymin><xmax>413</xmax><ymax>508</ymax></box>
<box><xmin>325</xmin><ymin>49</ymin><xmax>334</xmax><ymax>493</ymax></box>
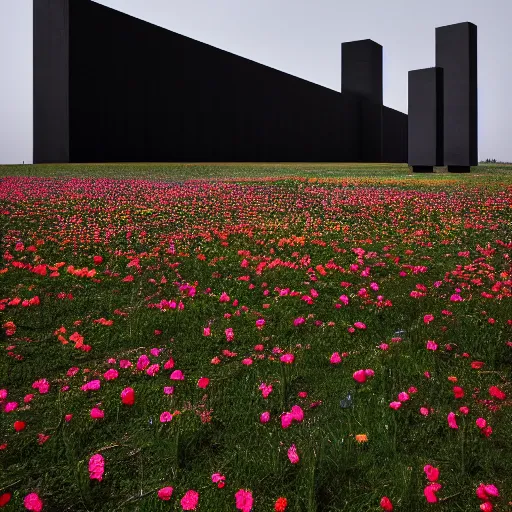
<box><xmin>34</xmin><ymin>0</ymin><xmax>407</xmax><ymax>163</ymax></box>
<box><xmin>383</xmin><ymin>106</ymin><xmax>408</xmax><ymax>163</ymax></box>
<box><xmin>436</xmin><ymin>22</ymin><xmax>478</xmax><ymax>167</ymax></box>
<box><xmin>408</xmin><ymin>67</ymin><xmax>443</xmax><ymax>167</ymax></box>
<box><xmin>33</xmin><ymin>0</ymin><xmax>69</xmax><ymax>163</ymax></box>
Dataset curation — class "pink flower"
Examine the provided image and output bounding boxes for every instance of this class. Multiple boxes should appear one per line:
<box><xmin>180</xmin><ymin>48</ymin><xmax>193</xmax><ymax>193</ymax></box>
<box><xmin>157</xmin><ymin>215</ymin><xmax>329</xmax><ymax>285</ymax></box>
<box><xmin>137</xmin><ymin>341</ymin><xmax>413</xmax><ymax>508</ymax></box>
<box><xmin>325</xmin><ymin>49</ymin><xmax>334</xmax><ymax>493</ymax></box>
<box><xmin>103</xmin><ymin>368</ymin><xmax>118</xmax><ymax>381</ymax></box>
<box><xmin>242</xmin><ymin>358</ymin><xmax>253</xmax><ymax>366</ymax></box>
<box><xmin>164</xmin><ymin>358</ymin><xmax>175</xmax><ymax>370</ymax></box>
<box><xmin>164</xmin><ymin>386</ymin><xmax>175</xmax><ymax>395</ymax></box>
<box><xmin>424</xmin><ymin>465</ymin><xmax>440</xmax><ymax>482</ymax></box>
<box><xmin>66</xmin><ymin>367</ymin><xmax>80</xmax><ymax>377</ymax></box>
<box><xmin>354</xmin><ymin>321</ymin><xmax>366</xmax><ymax>329</ymax></box>
<box><xmin>4</xmin><ymin>402</ymin><xmax>18</xmax><ymax>413</ymax></box>
<box><xmin>423</xmin><ymin>314</ymin><xmax>434</xmax><ymax>324</ymax></box>
<box><xmin>90</xmin><ymin>407</ymin><xmax>104</xmax><ymax>419</ymax></box>
<box><xmin>480</xmin><ymin>502</ymin><xmax>493</xmax><ymax>512</ymax></box>
<box><xmin>88</xmin><ymin>453</ymin><xmax>105</xmax><ymax>481</ymax></box>
<box><xmin>398</xmin><ymin>392</ymin><xmax>410</xmax><ymax>402</ymax></box>
<box><xmin>260</xmin><ymin>411</ymin><xmax>270</xmax><ymax>423</ymax></box>
<box><xmin>225</xmin><ymin>327</ymin><xmax>234</xmax><ymax>341</ymax></box>
<box><xmin>119</xmin><ymin>359</ymin><xmax>132</xmax><ymax>369</ymax></box>
<box><xmin>235</xmin><ymin>489</ymin><xmax>254</xmax><ymax>512</ymax></box>
<box><xmin>379</xmin><ymin>343</ymin><xmax>389</xmax><ymax>350</ymax></box>
<box><xmin>330</xmin><ymin>352</ymin><xmax>342</xmax><ymax>364</ymax></box>
<box><xmin>180</xmin><ymin>489</ymin><xmax>199</xmax><ymax>510</ymax></box>
<box><xmin>280</xmin><ymin>353</ymin><xmax>295</xmax><ymax>364</ymax></box>
<box><xmin>136</xmin><ymin>355</ymin><xmax>150</xmax><ymax>371</ymax></box>
<box><xmin>150</xmin><ymin>348</ymin><xmax>162</xmax><ymax>357</ymax></box>
<box><xmin>339</xmin><ymin>295</ymin><xmax>349</xmax><ymax>305</ymax></box>
<box><xmin>447</xmin><ymin>412</ymin><xmax>458</xmax><ymax>429</ymax></box>
<box><xmin>287</xmin><ymin>444</ymin><xmax>299</xmax><ymax>464</ymax></box>
<box><xmin>420</xmin><ymin>407</ymin><xmax>429</xmax><ymax>416</ymax></box>
<box><xmin>158</xmin><ymin>486</ymin><xmax>173</xmax><ymax>500</ymax></box>
<box><xmin>32</xmin><ymin>379</ymin><xmax>50</xmax><ymax>394</ymax></box>
<box><xmin>256</xmin><ymin>319</ymin><xmax>265</xmax><ymax>330</ymax></box>
<box><xmin>170</xmin><ymin>370</ymin><xmax>184</xmax><ymax>380</ymax></box>
<box><xmin>259</xmin><ymin>383</ymin><xmax>273</xmax><ymax>398</ymax></box>
<box><xmin>81</xmin><ymin>380</ymin><xmax>101</xmax><ymax>392</ymax></box>
<box><xmin>198</xmin><ymin>377</ymin><xmax>210</xmax><ymax>388</ymax></box>
<box><xmin>293</xmin><ymin>317</ymin><xmax>305</xmax><ymax>326</ymax></box>
<box><xmin>426</xmin><ymin>341</ymin><xmax>438</xmax><ymax>351</ymax></box>
<box><xmin>459</xmin><ymin>406</ymin><xmax>469</xmax><ymax>415</ymax></box>
<box><xmin>389</xmin><ymin>401</ymin><xmax>402</xmax><ymax>410</ymax></box>
<box><xmin>23</xmin><ymin>493</ymin><xmax>43</xmax><ymax>512</ymax></box>
<box><xmin>281</xmin><ymin>412</ymin><xmax>293</xmax><ymax>429</ymax></box>
<box><xmin>146</xmin><ymin>364</ymin><xmax>160</xmax><ymax>376</ymax></box>
<box><xmin>424</xmin><ymin>483</ymin><xmax>442</xmax><ymax>503</ymax></box>
<box><xmin>476</xmin><ymin>418</ymin><xmax>487</xmax><ymax>429</ymax></box>
<box><xmin>290</xmin><ymin>405</ymin><xmax>304</xmax><ymax>422</ymax></box>
<box><xmin>219</xmin><ymin>292</ymin><xmax>230</xmax><ymax>302</ymax></box>
<box><xmin>353</xmin><ymin>370</ymin><xmax>367</xmax><ymax>383</ymax></box>
<box><xmin>160</xmin><ymin>411</ymin><xmax>172</xmax><ymax>423</ymax></box>
<box><xmin>203</xmin><ymin>326</ymin><xmax>211</xmax><ymax>336</ymax></box>
<box><xmin>65</xmin><ymin>414</ymin><xmax>73</xmax><ymax>422</ymax></box>
<box><xmin>364</xmin><ymin>369</ymin><xmax>375</xmax><ymax>378</ymax></box>
<box><xmin>212</xmin><ymin>473</ymin><xmax>226</xmax><ymax>488</ymax></box>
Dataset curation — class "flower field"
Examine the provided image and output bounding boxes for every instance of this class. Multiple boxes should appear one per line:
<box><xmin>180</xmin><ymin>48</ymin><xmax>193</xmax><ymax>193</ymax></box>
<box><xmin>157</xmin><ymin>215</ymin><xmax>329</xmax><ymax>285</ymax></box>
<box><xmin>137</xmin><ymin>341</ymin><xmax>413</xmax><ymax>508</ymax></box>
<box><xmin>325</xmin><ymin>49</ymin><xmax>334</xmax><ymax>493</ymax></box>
<box><xmin>0</xmin><ymin>166</ymin><xmax>511</xmax><ymax>511</ymax></box>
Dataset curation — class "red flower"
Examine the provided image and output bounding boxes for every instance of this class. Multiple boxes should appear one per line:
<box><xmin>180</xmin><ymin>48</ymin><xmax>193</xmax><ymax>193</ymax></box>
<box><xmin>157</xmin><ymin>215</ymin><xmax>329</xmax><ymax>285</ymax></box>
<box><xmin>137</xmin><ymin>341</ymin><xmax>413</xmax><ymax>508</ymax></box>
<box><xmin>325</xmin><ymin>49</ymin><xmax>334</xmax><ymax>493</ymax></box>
<box><xmin>14</xmin><ymin>420</ymin><xmax>26</xmax><ymax>432</ymax></box>
<box><xmin>488</xmin><ymin>386</ymin><xmax>506</xmax><ymax>400</ymax></box>
<box><xmin>275</xmin><ymin>496</ymin><xmax>288</xmax><ymax>511</ymax></box>
<box><xmin>93</xmin><ymin>255</ymin><xmax>103</xmax><ymax>265</ymax></box>
<box><xmin>0</xmin><ymin>493</ymin><xmax>12</xmax><ymax>507</ymax></box>
<box><xmin>121</xmin><ymin>387</ymin><xmax>135</xmax><ymax>406</ymax></box>
<box><xmin>380</xmin><ymin>496</ymin><xmax>393</xmax><ymax>511</ymax></box>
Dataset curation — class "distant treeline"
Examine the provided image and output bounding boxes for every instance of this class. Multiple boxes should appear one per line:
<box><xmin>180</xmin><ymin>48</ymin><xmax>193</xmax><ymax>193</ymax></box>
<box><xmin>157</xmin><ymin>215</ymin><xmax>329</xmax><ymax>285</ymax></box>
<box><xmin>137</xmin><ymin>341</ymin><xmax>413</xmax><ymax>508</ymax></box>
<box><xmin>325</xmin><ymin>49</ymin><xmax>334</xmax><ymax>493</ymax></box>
<box><xmin>480</xmin><ymin>158</ymin><xmax>512</xmax><ymax>164</ymax></box>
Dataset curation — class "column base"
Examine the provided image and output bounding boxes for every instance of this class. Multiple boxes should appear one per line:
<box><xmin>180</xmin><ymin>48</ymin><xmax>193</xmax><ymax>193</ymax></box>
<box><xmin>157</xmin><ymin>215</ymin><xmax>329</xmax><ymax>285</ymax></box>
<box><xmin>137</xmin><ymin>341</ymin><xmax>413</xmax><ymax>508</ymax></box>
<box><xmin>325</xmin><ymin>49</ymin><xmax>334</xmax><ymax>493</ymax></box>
<box><xmin>447</xmin><ymin>166</ymin><xmax>470</xmax><ymax>173</ymax></box>
<box><xmin>412</xmin><ymin>166</ymin><xmax>434</xmax><ymax>173</ymax></box>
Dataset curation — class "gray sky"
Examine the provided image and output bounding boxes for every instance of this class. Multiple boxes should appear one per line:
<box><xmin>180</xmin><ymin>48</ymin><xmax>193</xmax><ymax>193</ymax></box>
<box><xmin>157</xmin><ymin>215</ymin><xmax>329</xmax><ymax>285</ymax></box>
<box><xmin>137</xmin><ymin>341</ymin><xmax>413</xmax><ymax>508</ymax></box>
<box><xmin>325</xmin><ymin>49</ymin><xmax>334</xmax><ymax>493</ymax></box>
<box><xmin>1</xmin><ymin>0</ymin><xmax>511</xmax><ymax>164</ymax></box>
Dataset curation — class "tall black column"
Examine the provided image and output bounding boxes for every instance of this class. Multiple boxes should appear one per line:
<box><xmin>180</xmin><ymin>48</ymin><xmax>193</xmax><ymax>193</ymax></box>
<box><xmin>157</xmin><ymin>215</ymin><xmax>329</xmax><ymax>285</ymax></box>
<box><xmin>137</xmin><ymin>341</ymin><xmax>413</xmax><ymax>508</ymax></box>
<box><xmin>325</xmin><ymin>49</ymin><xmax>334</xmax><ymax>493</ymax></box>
<box><xmin>341</xmin><ymin>40</ymin><xmax>383</xmax><ymax>161</ymax></box>
<box><xmin>436</xmin><ymin>22</ymin><xmax>477</xmax><ymax>173</ymax></box>
<box><xmin>408</xmin><ymin>67</ymin><xmax>443</xmax><ymax>172</ymax></box>
<box><xmin>33</xmin><ymin>0</ymin><xmax>70</xmax><ymax>163</ymax></box>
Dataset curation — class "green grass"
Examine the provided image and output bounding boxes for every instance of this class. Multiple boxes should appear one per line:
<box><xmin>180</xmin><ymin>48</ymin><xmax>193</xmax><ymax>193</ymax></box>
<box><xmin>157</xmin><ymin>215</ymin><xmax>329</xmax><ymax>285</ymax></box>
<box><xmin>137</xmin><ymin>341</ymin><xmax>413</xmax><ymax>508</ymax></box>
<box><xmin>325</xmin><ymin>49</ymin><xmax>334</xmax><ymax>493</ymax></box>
<box><xmin>0</xmin><ymin>164</ymin><xmax>511</xmax><ymax>511</ymax></box>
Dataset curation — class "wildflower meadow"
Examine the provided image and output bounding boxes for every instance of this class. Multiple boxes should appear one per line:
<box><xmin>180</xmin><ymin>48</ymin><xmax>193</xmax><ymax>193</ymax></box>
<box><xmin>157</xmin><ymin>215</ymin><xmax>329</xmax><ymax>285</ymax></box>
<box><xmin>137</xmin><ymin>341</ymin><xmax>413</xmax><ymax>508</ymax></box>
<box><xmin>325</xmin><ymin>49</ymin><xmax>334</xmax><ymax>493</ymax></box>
<box><xmin>0</xmin><ymin>164</ymin><xmax>511</xmax><ymax>511</ymax></box>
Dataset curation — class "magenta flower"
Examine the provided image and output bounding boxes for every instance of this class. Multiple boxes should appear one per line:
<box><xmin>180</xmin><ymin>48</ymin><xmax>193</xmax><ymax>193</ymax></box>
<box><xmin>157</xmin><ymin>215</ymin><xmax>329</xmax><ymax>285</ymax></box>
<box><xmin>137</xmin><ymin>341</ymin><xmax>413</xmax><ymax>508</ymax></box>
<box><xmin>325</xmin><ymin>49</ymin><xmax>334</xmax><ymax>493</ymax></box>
<box><xmin>170</xmin><ymin>370</ymin><xmax>184</xmax><ymax>380</ymax></box>
<box><xmin>423</xmin><ymin>314</ymin><xmax>434</xmax><ymax>324</ymax></box>
<box><xmin>398</xmin><ymin>392</ymin><xmax>410</xmax><ymax>402</ymax></box>
<box><xmin>426</xmin><ymin>341</ymin><xmax>438</xmax><ymax>351</ymax></box>
<box><xmin>180</xmin><ymin>489</ymin><xmax>199</xmax><ymax>510</ymax></box>
<box><xmin>290</xmin><ymin>405</ymin><xmax>304</xmax><ymax>422</ymax></box>
<box><xmin>353</xmin><ymin>370</ymin><xmax>367</xmax><ymax>383</ymax></box>
<box><xmin>354</xmin><ymin>321</ymin><xmax>366</xmax><ymax>329</ymax></box>
<box><xmin>424</xmin><ymin>483</ymin><xmax>442</xmax><ymax>503</ymax></box>
<box><xmin>280</xmin><ymin>353</ymin><xmax>295</xmax><ymax>364</ymax></box>
<box><xmin>447</xmin><ymin>412</ymin><xmax>458</xmax><ymax>429</ymax></box>
<box><xmin>119</xmin><ymin>359</ymin><xmax>132</xmax><ymax>369</ymax></box>
<box><xmin>146</xmin><ymin>364</ymin><xmax>160</xmax><ymax>376</ymax></box>
<box><xmin>103</xmin><ymin>368</ymin><xmax>118</xmax><ymax>381</ymax></box>
<box><xmin>476</xmin><ymin>418</ymin><xmax>487</xmax><ymax>429</ymax></box>
<box><xmin>259</xmin><ymin>383</ymin><xmax>273</xmax><ymax>398</ymax></box>
<box><xmin>164</xmin><ymin>386</ymin><xmax>175</xmax><ymax>395</ymax></box>
<box><xmin>293</xmin><ymin>317</ymin><xmax>305</xmax><ymax>326</ymax></box>
<box><xmin>136</xmin><ymin>355</ymin><xmax>150</xmax><ymax>371</ymax></box>
<box><xmin>423</xmin><ymin>465</ymin><xmax>439</xmax><ymax>482</ymax></box>
<box><xmin>256</xmin><ymin>319</ymin><xmax>265</xmax><ymax>330</ymax></box>
<box><xmin>225</xmin><ymin>327</ymin><xmax>234</xmax><ymax>341</ymax></box>
<box><xmin>287</xmin><ymin>444</ymin><xmax>299</xmax><ymax>464</ymax></box>
<box><xmin>160</xmin><ymin>411</ymin><xmax>172</xmax><ymax>423</ymax></box>
<box><xmin>90</xmin><ymin>407</ymin><xmax>104</xmax><ymax>419</ymax></box>
<box><xmin>158</xmin><ymin>486</ymin><xmax>174</xmax><ymax>500</ymax></box>
<box><xmin>389</xmin><ymin>401</ymin><xmax>402</xmax><ymax>410</ymax></box>
<box><xmin>235</xmin><ymin>489</ymin><xmax>254</xmax><ymax>512</ymax></box>
<box><xmin>260</xmin><ymin>411</ymin><xmax>271</xmax><ymax>423</ymax></box>
<box><xmin>203</xmin><ymin>326</ymin><xmax>211</xmax><ymax>336</ymax></box>
<box><xmin>4</xmin><ymin>402</ymin><xmax>18</xmax><ymax>413</ymax></box>
<box><xmin>81</xmin><ymin>380</ymin><xmax>101</xmax><ymax>392</ymax></box>
<box><xmin>88</xmin><ymin>453</ymin><xmax>105</xmax><ymax>481</ymax></box>
<box><xmin>281</xmin><ymin>412</ymin><xmax>293</xmax><ymax>429</ymax></box>
<box><xmin>23</xmin><ymin>493</ymin><xmax>43</xmax><ymax>512</ymax></box>
<box><xmin>242</xmin><ymin>358</ymin><xmax>253</xmax><ymax>365</ymax></box>
<box><xmin>330</xmin><ymin>352</ymin><xmax>342</xmax><ymax>364</ymax></box>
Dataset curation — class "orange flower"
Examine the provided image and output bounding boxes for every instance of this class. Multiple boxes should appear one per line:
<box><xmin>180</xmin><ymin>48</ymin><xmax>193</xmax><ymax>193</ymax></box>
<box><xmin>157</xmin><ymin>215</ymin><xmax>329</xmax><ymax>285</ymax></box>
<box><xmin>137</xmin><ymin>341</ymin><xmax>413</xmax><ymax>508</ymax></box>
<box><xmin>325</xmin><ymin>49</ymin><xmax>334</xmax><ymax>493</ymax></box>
<box><xmin>355</xmin><ymin>434</ymin><xmax>368</xmax><ymax>443</ymax></box>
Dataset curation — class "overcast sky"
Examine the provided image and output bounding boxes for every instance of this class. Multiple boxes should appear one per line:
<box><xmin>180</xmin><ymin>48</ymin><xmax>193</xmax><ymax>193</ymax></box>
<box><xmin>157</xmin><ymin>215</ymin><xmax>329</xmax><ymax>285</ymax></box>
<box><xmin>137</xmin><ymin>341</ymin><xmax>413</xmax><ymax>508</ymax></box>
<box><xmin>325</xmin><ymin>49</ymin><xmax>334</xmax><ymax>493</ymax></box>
<box><xmin>1</xmin><ymin>0</ymin><xmax>511</xmax><ymax>164</ymax></box>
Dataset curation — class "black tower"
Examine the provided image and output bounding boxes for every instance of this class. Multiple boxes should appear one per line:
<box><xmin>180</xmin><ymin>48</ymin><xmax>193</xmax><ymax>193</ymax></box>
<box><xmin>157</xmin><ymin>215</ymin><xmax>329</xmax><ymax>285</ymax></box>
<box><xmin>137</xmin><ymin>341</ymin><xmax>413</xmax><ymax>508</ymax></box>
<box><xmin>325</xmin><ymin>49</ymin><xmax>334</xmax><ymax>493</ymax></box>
<box><xmin>408</xmin><ymin>67</ymin><xmax>444</xmax><ymax>172</ymax></box>
<box><xmin>341</xmin><ymin>40</ymin><xmax>383</xmax><ymax>162</ymax></box>
<box><xmin>436</xmin><ymin>22</ymin><xmax>478</xmax><ymax>172</ymax></box>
